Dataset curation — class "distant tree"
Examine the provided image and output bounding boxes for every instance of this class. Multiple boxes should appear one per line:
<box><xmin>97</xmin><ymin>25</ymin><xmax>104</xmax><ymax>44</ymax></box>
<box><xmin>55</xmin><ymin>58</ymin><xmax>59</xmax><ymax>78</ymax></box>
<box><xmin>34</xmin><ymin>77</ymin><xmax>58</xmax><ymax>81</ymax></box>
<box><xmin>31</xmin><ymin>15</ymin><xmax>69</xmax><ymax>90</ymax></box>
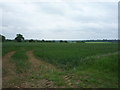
<box><xmin>81</xmin><ymin>41</ymin><xmax>85</xmax><ymax>43</ymax></box>
<box><xmin>60</xmin><ymin>40</ymin><xmax>63</xmax><ymax>43</ymax></box>
<box><xmin>42</xmin><ymin>39</ymin><xmax>45</xmax><ymax>42</ymax></box>
<box><xmin>0</xmin><ymin>35</ymin><xmax>6</xmax><ymax>42</ymax></box>
<box><xmin>2</xmin><ymin>35</ymin><xmax>6</xmax><ymax>42</ymax></box>
<box><xmin>64</xmin><ymin>41</ymin><xmax>68</xmax><ymax>43</ymax></box>
<box><xmin>29</xmin><ymin>39</ymin><xmax>34</xmax><ymax>42</ymax></box>
<box><xmin>52</xmin><ymin>40</ymin><xmax>55</xmax><ymax>42</ymax></box>
<box><xmin>6</xmin><ymin>39</ymin><xmax>12</xmax><ymax>42</ymax></box>
<box><xmin>15</xmin><ymin>34</ymin><xmax>24</xmax><ymax>42</ymax></box>
<box><xmin>36</xmin><ymin>40</ymin><xmax>40</xmax><ymax>42</ymax></box>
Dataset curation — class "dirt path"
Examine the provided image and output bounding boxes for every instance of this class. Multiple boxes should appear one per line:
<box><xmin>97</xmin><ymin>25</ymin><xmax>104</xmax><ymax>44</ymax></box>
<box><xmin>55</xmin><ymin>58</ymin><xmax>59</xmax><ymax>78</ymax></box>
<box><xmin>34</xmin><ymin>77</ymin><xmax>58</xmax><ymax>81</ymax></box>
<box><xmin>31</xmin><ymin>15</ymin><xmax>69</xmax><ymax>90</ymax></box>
<box><xmin>2</xmin><ymin>50</ymin><xmax>81</xmax><ymax>88</ymax></box>
<box><xmin>22</xmin><ymin>51</ymin><xmax>58</xmax><ymax>88</ymax></box>
<box><xmin>26</xmin><ymin>51</ymin><xmax>57</xmax><ymax>71</ymax></box>
<box><xmin>2</xmin><ymin>51</ymin><xmax>60</xmax><ymax>88</ymax></box>
<box><xmin>26</xmin><ymin>51</ymin><xmax>81</xmax><ymax>88</ymax></box>
<box><xmin>2</xmin><ymin>51</ymin><xmax>16</xmax><ymax>88</ymax></box>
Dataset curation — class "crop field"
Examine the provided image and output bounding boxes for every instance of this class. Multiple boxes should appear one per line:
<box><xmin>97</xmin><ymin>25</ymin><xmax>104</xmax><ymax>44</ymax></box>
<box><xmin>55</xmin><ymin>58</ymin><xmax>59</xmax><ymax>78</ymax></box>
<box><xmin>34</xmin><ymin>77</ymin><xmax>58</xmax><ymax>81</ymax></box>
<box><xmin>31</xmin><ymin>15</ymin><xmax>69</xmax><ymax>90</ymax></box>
<box><xmin>2</xmin><ymin>42</ymin><xmax>119</xmax><ymax>88</ymax></box>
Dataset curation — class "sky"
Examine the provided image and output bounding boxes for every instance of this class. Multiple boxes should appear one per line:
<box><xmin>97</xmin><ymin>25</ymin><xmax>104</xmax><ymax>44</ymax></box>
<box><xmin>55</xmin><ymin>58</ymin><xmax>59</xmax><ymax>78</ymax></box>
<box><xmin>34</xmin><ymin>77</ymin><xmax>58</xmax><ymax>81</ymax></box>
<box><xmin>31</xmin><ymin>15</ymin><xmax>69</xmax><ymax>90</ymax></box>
<box><xmin>0</xmin><ymin>0</ymin><xmax>118</xmax><ymax>40</ymax></box>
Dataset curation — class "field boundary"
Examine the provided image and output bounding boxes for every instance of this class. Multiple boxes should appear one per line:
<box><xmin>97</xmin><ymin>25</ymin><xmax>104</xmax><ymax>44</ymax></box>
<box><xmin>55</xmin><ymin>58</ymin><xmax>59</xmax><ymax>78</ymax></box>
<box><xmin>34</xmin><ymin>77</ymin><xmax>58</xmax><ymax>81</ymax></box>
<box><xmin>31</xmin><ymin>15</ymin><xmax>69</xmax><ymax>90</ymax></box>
<box><xmin>83</xmin><ymin>52</ymin><xmax>118</xmax><ymax>60</ymax></box>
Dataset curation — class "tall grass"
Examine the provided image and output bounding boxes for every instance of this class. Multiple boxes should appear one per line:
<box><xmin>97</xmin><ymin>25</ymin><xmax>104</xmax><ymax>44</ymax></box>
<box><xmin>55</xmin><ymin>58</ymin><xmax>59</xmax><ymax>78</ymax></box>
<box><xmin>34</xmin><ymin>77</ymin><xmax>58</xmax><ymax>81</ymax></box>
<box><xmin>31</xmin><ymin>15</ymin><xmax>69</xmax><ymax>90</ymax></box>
<box><xmin>34</xmin><ymin>43</ymin><xmax>118</xmax><ymax>69</ymax></box>
<box><xmin>71</xmin><ymin>54</ymin><xmax>118</xmax><ymax>88</ymax></box>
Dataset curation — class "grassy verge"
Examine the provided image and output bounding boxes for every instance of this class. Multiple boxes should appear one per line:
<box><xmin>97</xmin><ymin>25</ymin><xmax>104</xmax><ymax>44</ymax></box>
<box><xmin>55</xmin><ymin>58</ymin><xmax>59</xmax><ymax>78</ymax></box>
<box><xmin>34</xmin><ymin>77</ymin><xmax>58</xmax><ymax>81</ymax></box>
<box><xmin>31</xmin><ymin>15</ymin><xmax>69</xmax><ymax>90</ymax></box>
<box><xmin>11</xmin><ymin>49</ymin><xmax>31</xmax><ymax>73</ymax></box>
<box><xmin>69</xmin><ymin>54</ymin><xmax>118</xmax><ymax>88</ymax></box>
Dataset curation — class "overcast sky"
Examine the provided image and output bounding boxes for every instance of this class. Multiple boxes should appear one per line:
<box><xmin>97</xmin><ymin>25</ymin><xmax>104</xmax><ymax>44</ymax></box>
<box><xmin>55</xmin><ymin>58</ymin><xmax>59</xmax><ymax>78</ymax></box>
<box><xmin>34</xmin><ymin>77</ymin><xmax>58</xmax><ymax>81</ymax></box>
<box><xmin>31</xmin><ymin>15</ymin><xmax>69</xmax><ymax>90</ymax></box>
<box><xmin>0</xmin><ymin>0</ymin><xmax>118</xmax><ymax>40</ymax></box>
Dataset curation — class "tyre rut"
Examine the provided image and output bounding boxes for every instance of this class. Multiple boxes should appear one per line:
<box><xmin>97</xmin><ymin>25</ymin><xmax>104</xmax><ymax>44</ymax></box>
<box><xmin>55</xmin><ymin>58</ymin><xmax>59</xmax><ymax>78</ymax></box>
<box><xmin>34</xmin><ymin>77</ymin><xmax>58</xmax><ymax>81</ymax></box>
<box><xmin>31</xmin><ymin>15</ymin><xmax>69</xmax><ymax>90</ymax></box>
<box><xmin>2</xmin><ymin>51</ymin><xmax>16</xmax><ymax>88</ymax></box>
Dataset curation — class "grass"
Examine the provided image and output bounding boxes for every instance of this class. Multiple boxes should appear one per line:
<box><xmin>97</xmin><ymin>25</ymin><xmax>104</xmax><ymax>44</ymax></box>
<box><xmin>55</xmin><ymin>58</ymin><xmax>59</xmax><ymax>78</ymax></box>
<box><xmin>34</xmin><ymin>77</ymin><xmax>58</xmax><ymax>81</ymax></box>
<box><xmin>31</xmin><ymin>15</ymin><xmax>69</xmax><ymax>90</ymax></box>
<box><xmin>71</xmin><ymin>54</ymin><xmax>118</xmax><ymax>88</ymax></box>
<box><xmin>34</xmin><ymin>42</ymin><xmax>118</xmax><ymax>69</ymax></box>
<box><xmin>2</xmin><ymin>42</ymin><xmax>119</xmax><ymax>88</ymax></box>
<box><xmin>85</xmin><ymin>42</ymin><xmax>112</xmax><ymax>43</ymax></box>
<box><xmin>11</xmin><ymin>49</ymin><xmax>31</xmax><ymax>73</ymax></box>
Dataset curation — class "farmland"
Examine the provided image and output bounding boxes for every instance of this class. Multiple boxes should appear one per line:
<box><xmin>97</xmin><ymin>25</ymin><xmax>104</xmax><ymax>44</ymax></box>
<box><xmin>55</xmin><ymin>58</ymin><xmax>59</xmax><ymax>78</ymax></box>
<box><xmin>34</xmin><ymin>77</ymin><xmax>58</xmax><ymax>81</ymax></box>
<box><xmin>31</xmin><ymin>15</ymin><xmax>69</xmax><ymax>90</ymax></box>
<box><xmin>2</xmin><ymin>42</ymin><xmax>119</xmax><ymax>88</ymax></box>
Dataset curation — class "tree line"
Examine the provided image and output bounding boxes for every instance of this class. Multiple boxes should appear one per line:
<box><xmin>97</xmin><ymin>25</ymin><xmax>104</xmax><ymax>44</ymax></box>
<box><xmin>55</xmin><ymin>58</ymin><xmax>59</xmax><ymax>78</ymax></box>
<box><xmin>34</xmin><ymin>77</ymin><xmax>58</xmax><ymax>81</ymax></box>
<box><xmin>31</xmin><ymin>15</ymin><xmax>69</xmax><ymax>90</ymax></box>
<box><xmin>0</xmin><ymin>34</ymin><xmax>69</xmax><ymax>43</ymax></box>
<box><xmin>1</xmin><ymin>34</ymin><xmax>119</xmax><ymax>43</ymax></box>
<box><xmin>0</xmin><ymin>34</ymin><xmax>24</xmax><ymax>42</ymax></box>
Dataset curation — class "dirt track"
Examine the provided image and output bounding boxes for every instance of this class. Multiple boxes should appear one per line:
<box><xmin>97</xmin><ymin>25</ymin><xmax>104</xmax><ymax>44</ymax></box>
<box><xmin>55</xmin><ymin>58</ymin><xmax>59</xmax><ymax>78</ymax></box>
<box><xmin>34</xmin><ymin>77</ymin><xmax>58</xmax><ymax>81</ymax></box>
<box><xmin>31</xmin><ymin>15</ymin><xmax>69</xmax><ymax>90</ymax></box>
<box><xmin>25</xmin><ymin>51</ymin><xmax>57</xmax><ymax>88</ymax></box>
<box><xmin>26</xmin><ymin>51</ymin><xmax>57</xmax><ymax>70</ymax></box>
<box><xmin>2</xmin><ymin>51</ymin><xmax>57</xmax><ymax>88</ymax></box>
<box><xmin>2</xmin><ymin>51</ymin><xmax>16</xmax><ymax>88</ymax></box>
<box><xmin>2</xmin><ymin>51</ymin><xmax>76</xmax><ymax>88</ymax></box>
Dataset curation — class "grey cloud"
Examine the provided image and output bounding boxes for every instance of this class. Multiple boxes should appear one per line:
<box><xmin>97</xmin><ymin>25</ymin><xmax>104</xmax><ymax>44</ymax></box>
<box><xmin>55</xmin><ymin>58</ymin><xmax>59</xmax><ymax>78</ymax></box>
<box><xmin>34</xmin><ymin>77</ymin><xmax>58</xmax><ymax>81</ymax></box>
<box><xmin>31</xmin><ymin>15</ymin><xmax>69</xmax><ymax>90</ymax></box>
<box><xmin>0</xmin><ymin>2</ymin><xmax>118</xmax><ymax>40</ymax></box>
<box><xmin>34</xmin><ymin>2</ymin><xmax>65</xmax><ymax>16</ymax></box>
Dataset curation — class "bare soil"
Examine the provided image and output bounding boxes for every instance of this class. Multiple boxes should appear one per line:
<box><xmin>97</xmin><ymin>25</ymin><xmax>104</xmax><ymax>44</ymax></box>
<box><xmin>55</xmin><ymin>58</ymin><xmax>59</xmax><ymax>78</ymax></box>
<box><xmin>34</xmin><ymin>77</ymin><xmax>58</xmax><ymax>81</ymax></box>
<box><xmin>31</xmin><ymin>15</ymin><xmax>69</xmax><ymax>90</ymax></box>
<box><xmin>2</xmin><ymin>51</ymin><xmax>16</xmax><ymax>88</ymax></box>
<box><xmin>22</xmin><ymin>51</ymin><xmax>57</xmax><ymax>88</ymax></box>
<box><xmin>2</xmin><ymin>51</ymin><xmax>57</xmax><ymax>88</ymax></box>
<box><xmin>26</xmin><ymin>51</ymin><xmax>57</xmax><ymax>70</ymax></box>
